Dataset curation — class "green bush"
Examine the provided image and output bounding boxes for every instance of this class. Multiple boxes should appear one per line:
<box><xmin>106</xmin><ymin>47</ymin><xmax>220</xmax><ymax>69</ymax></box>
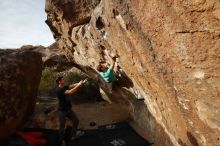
<box><xmin>38</xmin><ymin>67</ymin><xmax>102</xmax><ymax>102</ymax></box>
<box><xmin>64</xmin><ymin>71</ymin><xmax>86</xmax><ymax>84</ymax></box>
<box><xmin>38</xmin><ymin>67</ymin><xmax>57</xmax><ymax>96</ymax></box>
<box><xmin>63</xmin><ymin>70</ymin><xmax>101</xmax><ymax>102</ymax></box>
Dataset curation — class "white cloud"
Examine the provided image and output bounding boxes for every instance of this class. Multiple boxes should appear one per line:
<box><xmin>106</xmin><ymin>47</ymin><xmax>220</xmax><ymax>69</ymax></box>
<box><xmin>0</xmin><ymin>0</ymin><xmax>54</xmax><ymax>48</ymax></box>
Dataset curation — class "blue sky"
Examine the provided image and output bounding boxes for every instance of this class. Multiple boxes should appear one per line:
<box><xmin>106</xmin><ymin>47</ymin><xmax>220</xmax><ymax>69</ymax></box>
<box><xmin>0</xmin><ymin>0</ymin><xmax>54</xmax><ymax>48</ymax></box>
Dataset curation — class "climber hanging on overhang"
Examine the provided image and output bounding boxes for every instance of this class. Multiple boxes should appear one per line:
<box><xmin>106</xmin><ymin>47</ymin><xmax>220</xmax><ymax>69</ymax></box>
<box><xmin>96</xmin><ymin>49</ymin><xmax>124</xmax><ymax>93</ymax></box>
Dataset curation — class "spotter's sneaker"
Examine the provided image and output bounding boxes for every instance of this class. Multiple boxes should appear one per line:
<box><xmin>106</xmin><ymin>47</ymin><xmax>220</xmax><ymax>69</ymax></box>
<box><xmin>71</xmin><ymin>130</ymin><xmax>85</xmax><ymax>140</ymax></box>
<box><xmin>76</xmin><ymin>130</ymin><xmax>85</xmax><ymax>137</ymax></box>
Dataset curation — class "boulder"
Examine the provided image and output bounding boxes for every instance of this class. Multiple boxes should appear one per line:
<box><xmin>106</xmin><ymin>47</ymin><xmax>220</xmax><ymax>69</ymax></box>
<box><xmin>0</xmin><ymin>49</ymin><xmax>43</xmax><ymax>140</ymax></box>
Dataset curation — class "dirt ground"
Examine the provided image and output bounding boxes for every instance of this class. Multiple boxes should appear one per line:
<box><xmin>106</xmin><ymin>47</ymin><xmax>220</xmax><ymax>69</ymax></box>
<box><xmin>25</xmin><ymin>97</ymin><xmax>155</xmax><ymax>145</ymax></box>
<box><xmin>25</xmin><ymin>97</ymin><xmax>130</xmax><ymax>127</ymax></box>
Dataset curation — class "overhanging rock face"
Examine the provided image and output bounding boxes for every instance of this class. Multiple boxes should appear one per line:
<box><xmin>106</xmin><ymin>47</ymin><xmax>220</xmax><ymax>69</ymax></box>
<box><xmin>45</xmin><ymin>0</ymin><xmax>220</xmax><ymax>145</ymax></box>
<box><xmin>0</xmin><ymin>49</ymin><xmax>43</xmax><ymax>140</ymax></box>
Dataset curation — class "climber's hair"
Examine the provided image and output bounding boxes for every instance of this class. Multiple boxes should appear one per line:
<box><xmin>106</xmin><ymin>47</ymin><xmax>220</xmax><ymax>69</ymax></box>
<box><xmin>97</xmin><ymin>64</ymin><xmax>103</xmax><ymax>72</ymax></box>
<box><xmin>56</xmin><ymin>76</ymin><xmax>63</xmax><ymax>85</ymax></box>
<box><xmin>97</xmin><ymin>61</ymin><xmax>106</xmax><ymax>72</ymax></box>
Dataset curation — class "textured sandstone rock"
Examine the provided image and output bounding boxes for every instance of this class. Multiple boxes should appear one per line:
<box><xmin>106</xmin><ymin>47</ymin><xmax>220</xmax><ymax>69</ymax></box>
<box><xmin>0</xmin><ymin>49</ymin><xmax>42</xmax><ymax>140</ymax></box>
<box><xmin>45</xmin><ymin>0</ymin><xmax>220</xmax><ymax>145</ymax></box>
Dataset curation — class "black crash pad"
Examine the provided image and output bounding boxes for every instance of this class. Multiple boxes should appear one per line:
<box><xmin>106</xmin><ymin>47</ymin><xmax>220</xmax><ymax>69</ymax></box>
<box><xmin>67</xmin><ymin>122</ymin><xmax>152</xmax><ymax>146</ymax></box>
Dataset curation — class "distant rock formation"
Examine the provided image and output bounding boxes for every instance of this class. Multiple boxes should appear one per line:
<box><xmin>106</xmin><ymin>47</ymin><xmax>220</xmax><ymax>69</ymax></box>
<box><xmin>21</xmin><ymin>43</ymin><xmax>74</xmax><ymax>71</ymax></box>
<box><xmin>45</xmin><ymin>0</ymin><xmax>220</xmax><ymax>145</ymax></box>
<box><xmin>0</xmin><ymin>49</ymin><xmax>42</xmax><ymax>140</ymax></box>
